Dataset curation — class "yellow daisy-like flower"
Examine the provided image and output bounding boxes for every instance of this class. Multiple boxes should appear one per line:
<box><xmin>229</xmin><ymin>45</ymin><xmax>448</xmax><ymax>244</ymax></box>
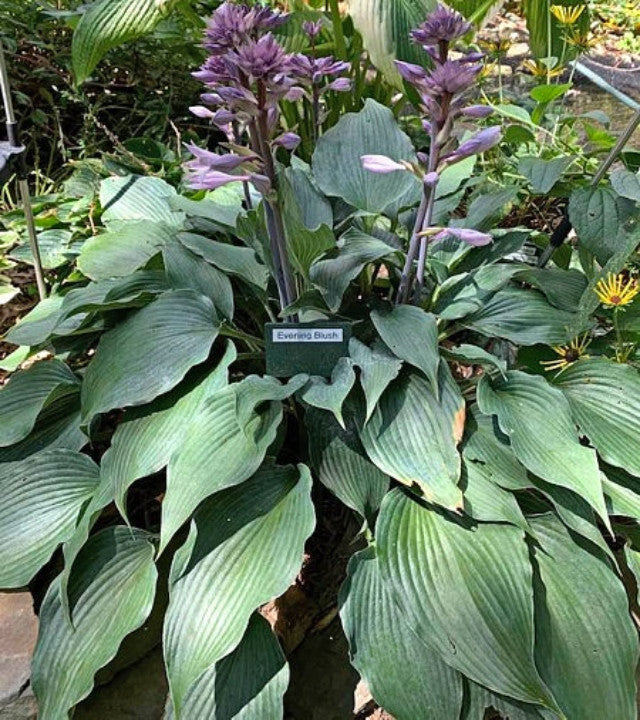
<box><xmin>541</xmin><ymin>333</ymin><xmax>591</xmax><ymax>372</ymax></box>
<box><xmin>594</xmin><ymin>273</ymin><xmax>640</xmax><ymax>308</ymax></box>
<box><xmin>565</xmin><ymin>29</ymin><xmax>598</xmax><ymax>53</ymax></box>
<box><xmin>522</xmin><ymin>59</ymin><xmax>565</xmax><ymax>78</ymax></box>
<box><xmin>550</xmin><ymin>4</ymin><xmax>586</xmax><ymax>25</ymax></box>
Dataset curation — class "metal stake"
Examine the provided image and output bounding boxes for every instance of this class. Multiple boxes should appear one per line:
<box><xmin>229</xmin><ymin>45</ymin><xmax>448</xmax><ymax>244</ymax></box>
<box><xmin>0</xmin><ymin>41</ymin><xmax>46</xmax><ymax>300</ymax></box>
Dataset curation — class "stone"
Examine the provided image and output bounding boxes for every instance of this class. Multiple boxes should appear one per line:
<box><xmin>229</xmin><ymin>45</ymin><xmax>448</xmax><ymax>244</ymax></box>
<box><xmin>0</xmin><ymin>592</ymin><xmax>38</xmax><ymax>705</ymax></box>
<box><xmin>0</xmin><ymin>697</ymin><xmax>37</xmax><ymax>720</ymax></box>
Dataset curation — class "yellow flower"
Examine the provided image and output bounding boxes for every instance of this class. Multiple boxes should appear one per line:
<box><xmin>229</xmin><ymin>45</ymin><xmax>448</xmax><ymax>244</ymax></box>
<box><xmin>479</xmin><ymin>36</ymin><xmax>512</xmax><ymax>58</ymax></box>
<box><xmin>541</xmin><ymin>333</ymin><xmax>591</xmax><ymax>372</ymax></box>
<box><xmin>522</xmin><ymin>59</ymin><xmax>565</xmax><ymax>78</ymax></box>
<box><xmin>550</xmin><ymin>4</ymin><xmax>586</xmax><ymax>25</ymax></box>
<box><xmin>594</xmin><ymin>273</ymin><xmax>640</xmax><ymax>308</ymax></box>
<box><xmin>565</xmin><ymin>29</ymin><xmax>598</xmax><ymax>53</ymax></box>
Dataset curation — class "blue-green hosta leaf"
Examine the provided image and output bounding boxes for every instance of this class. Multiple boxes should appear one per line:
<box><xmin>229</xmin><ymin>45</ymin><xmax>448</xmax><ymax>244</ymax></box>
<box><xmin>360</xmin><ymin>366</ymin><xmax>465</xmax><ymax>509</ymax></box>
<box><xmin>105</xmin><ymin>342</ymin><xmax>235</xmax><ymax>519</ymax></box>
<box><xmin>518</xmin><ymin>156</ymin><xmax>574</xmax><ymax>194</ymax></box>
<box><xmin>81</xmin><ymin>289</ymin><xmax>219</xmax><ymax>422</ymax></box>
<box><xmin>601</xmin><ymin>465</ymin><xmax>640</xmax><ymax>520</ymax></box>
<box><xmin>4</xmin><ymin>295</ymin><xmax>70</xmax><ymax>346</ymax></box>
<box><xmin>10</xmin><ymin>229</ymin><xmax>76</xmax><ymax>269</ymax></box>
<box><xmin>347</xmin><ymin>0</ymin><xmax>437</xmax><ymax>86</ymax></box>
<box><xmin>77</xmin><ymin>221</ymin><xmax>171</xmax><ymax>280</ymax></box>
<box><xmin>464</xmin><ymin>682</ymin><xmax>550</xmax><ymax>720</ymax></box>
<box><xmin>160</xmin><ymin>375</ymin><xmax>306</xmax><ymax>552</ymax></box>
<box><xmin>462</xmin><ymin>461</ymin><xmax>528</xmax><ymax>530</ymax></box>
<box><xmin>477</xmin><ymin>371</ymin><xmax>608</xmax><ymax>525</ymax></box>
<box><xmin>306</xmin><ymin>404</ymin><xmax>388</xmax><ymax>521</ymax></box>
<box><xmin>179</xmin><ymin>232</ymin><xmax>269</xmax><ymax>290</ymax></box>
<box><xmin>554</xmin><ymin>358</ymin><xmax>640</xmax><ymax>478</ymax></box>
<box><xmin>299</xmin><ymin>357</ymin><xmax>355</xmax><ymax>428</ymax></box>
<box><xmin>339</xmin><ymin>546</ymin><xmax>463</xmax><ymax>720</ymax></box>
<box><xmin>163</xmin><ymin>464</ymin><xmax>314</xmax><ymax>716</ymax></box>
<box><xmin>72</xmin><ymin>0</ymin><xmax>177</xmax><ymax>82</ymax></box>
<box><xmin>349</xmin><ymin>338</ymin><xmax>402</xmax><ymax>423</ymax></box>
<box><xmin>0</xmin><ymin>449</ymin><xmax>99</xmax><ymax>588</ymax></box>
<box><xmin>312</xmin><ymin>99</ymin><xmax>419</xmax><ymax>214</ymax></box>
<box><xmin>376</xmin><ymin>489</ymin><xmax>556</xmax><ymax>711</ymax></box>
<box><xmin>163</xmin><ymin>238</ymin><xmax>234</xmax><ymax>320</ymax></box>
<box><xmin>514</xmin><ymin>267</ymin><xmax>588</xmax><ymax>312</ymax></box>
<box><xmin>0</xmin><ymin>359</ymin><xmax>79</xmax><ymax>447</ymax></box>
<box><xmin>99</xmin><ymin>175</ymin><xmax>185</xmax><ymax>228</ymax></box>
<box><xmin>442</xmin><ymin>344</ymin><xmax>507</xmax><ymax>378</ymax></box>
<box><xmin>166</xmin><ymin>614</ymin><xmax>289</xmax><ymax>720</ymax></box>
<box><xmin>371</xmin><ymin>305</ymin><xmax>440</xmax><ymax>392</ymax></box>
<box><xmin>169</xmin><ymin>186</ymin><xmax>248</xmax><ymax>231</ymax></box>
<box><xmin>310</xmin><ymin>227</ymin><xmax>400</xmax><ymax>312</ymax></box>
<box><xmin>32</xmin><ymin>527</ymin><xmax>157</xmax><ymax>719</ymax></box>
<box><xmin>531</xmin><ymin>514</ymin><xmax>638</xmax><ymax>720</ymax></box>
<box><xmin>465</xmin><ymin>287</ymin><xmax>581</xmax><ymax>345</ymax></box>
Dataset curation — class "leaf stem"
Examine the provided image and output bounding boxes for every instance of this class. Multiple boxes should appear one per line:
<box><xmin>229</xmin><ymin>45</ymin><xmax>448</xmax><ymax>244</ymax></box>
<box><xmin>328</xmin><ymin>0</ymin><xmax>347</xmax><ymax>61</ymax></box>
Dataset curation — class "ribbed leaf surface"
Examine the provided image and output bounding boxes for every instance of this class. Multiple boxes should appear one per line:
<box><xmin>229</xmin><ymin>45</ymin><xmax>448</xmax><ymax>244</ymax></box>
<box><xmin>477</xmin><ymin>371</ymin><xmax>607</xmax><ymax>524</ymax></box>
<box><xmin>376</xmin><ymin>489</ymin><xmax>556</xmax><ymax>710</ymax></box>
<box><xmin>165</xmin><ymin>614</ymin><xmax>288</xmax><ymax>720</ymax></box>
<box><xmin>554</xmin><ymin>358</ymin><xmax>640</xmax><ymax>478</ymax></box>
<box><xmin>99</xmin><ymin>175</ymin><xmax>184</xmax><ymax>227</ymax></box>
<box><xmin>0</xmin><ymin>449</ymin><xmax>99</xmax><ymax>588</ymax></box>
<box><xmin>32</xmin><ymin>527</ymin><xmax>157</xmax><ymax>719</ymax></box>
<box><xmin>340</xmin><ymin>546</ymin><xmax>463</xmax><ymax>719</ymax></box>
<box><xmin>163</xmin><ymin>464</ymin><xmax>314</xmax><ymax>716</ymax></box>
<box><xmin>360</xmin><ymin>366</ymin><xmax>464</xmax><ymax>509</ymax></box>
<box><xmin>0</xmin><ymin>359</ymin><xmax>79</xmax><ymax>447</ymax></box>
<box><xmin>349</xmin><ymin>338</ymin><xmax>402</xmax><ymax>423</ymax></box>
<box><xmin>299</xmin><ymin>357</ymin><xmax>355</xmax><ymax>427</ymax></box>
<box><xmin>531</xmin><ymin>514</ymin><xmax>638</xmax><ymax>720</ymax></box>
<box><xmin>81</xmin><ymin>289</ymin><xmax>219</xmax><ymax>421</ymax></box>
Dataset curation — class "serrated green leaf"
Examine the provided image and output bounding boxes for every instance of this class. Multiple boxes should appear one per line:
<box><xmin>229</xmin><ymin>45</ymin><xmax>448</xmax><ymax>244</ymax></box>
<box><xmin>0</xmin><ymin>359</ymin><xmax>79</xmax><ymax>447</ymax></box>
<box><xmin>518</xmin><ymin>156</ymin><xmax>573</xmax><ymax>194</ymax></box>
<box><xmin>32</xmin><ymin>527</ymin><xmax>157</xmax><ymax>719</ymax></box>
<box><xmin>611</xmin><ymin>168</ymin><xmax>640</xmax><ymax>201</ymax></box>
<box><xmin>163</xmin><ymin>464</ymin><xmax>314</xmax><ymax>716</ymax></box>
<box><xmin>376</xmin><ymin>489</ymin><xmax>556</xmax><ymax>710</ymax></box>
<box><xmin>531</xmin><ymin>514</ymin><xmax>638</xmax><ymax>720</ymax></box>
<box><xmin>81</xmin><ymin>289</ymin><xmax>219</xmax><ymax>422</ymax></box>
<box><xmin>477</xmin><ymin>371</ymin><xmax>608</xmax><ymax>525</ymax></box>
<box><xmin>371</xmin><ymin>305</ymin><xmax>440</xmax><ymax>392</ymax></box>
<box><xmin>360</xmin><ymin>366</ymin><xmax>464</xmax><ymax>509</ymax></box>
<box><xmin>312</xmin><ymin>99</ymin><xmax>418</xmax><ymax>214</ymax></box>
<box><xmin>339</xmin><ymin>546</ymin><xmax>463</xmax><ymax>720</ymax></box>
<box><xmin>0</xmin><ymin>449</ymin><xmax>99</xmax><ymax>588</ymax></box>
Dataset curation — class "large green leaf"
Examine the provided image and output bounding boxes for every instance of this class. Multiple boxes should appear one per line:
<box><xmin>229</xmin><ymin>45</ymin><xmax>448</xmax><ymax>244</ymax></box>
<box><xmin>371</xmin><ymin>305</ymin><xmax>440</xmax><ymax>392</ymax></box>
<box><xmin>306</xmin><ymin>405</ymin><xmax>388</xmax><ymax>521</ymax></box>
<box><xmin>462</xmin><ymin>460</ymin><xmax>528</xmax><ymax>530</ymax></box>
<box><xmin>0</xmin><ymin>449</ymin><xmax>99</xmax><ymax>588</ymax></box>
<box><xmin>464</xmin><ymin>682</ymin><xmax>549</xmax><ymax>720</ymax></box>
<box><xmin>99</xmin><ymin>175</ymin><xmax>184</xmax><ymax>228</ymax></box>
<box><xmin>376</xmin><ymin>489</ymin><xmax>556</xmax><ymax>710</ymax></box>
<box><xmin>166</xmin><ymin>613</ymin><xmax>289</xmax><ymax>720</ymax></box>
<box><xmin>105</xmin><ymin>342</ymin><xmax>235</xmax><ymax>519</ymax></box>
<box><xmin>360</xmin><ymin>366</ymin><xmax>464</xmax><ymax>509</ymax></box>
<box><xmin>339</xmin><ymin>546</ymin><xmax>464</xmax><ymax>720</ymax></box>
<box><xmin>32</xmin><ymin>527</ymin><xmax>157</xmax><ymax>719</ymax></box>
<box><xmin>349</xmin><ymin>338</ymin><xmax>402</xmax><ymax>423</ymax></box>
<box><xmin>465</xmin><ymin>287</ymin><xmax>581</xmax><ymax>345</ymax></box>
<box><xmin>611</xmin><ymin>169</ymin><xmax>640</xmax><ymax>201</ymax></box>
<box><xmin>347</xmin><ymin>0</ymin><xmax>436</xmax><ymax>85</ymax></box>
<box><xmin>81</xmin><ymin>289</ymin><xmax>219</xmax><ymax>421</ymax></box>
<box><xmin>299</xmin><ymin>357</ymin><xmax>355</xmax><ymax>427</ymax></box>
<box><xmin>72</xmin><ymin>0</ymin><xmax>178</xmax><ymax>83</ymax></box>
<box><xmin>530</xmin><ymin>514</ymin><xmax>638</xmax><ymax>720</ymax></box>
<box><xmin>77</xmin><ymin>221</ymin><xmax>171</xmax><ymax>280</ymax></box>
<box><xmin>310</xmin><ymin>227</ymin><xmax>399</xmax><ymax>312</ymax></box>
<box><xmin>163</xmin><ymin>464</ymin><xmax>314</xmax><ymax>716</ymax></box>
<box><xmin>554</xmin><ymin>358</ymin><xmax>640</xmax><ymax>478</ymax></box>
<box><xmin>0</xmin><ymin>359</ymin><xmax>79</xmax><ymax>447</ymax></box>
<box><xmin>477</xmin><ymin>371</ymin><xmax>608</xmax><ymax>524</ymax></box>
<box><xmin>163</xmin><ymin>239</ymin><xmax>234</xmax><ymax>320</ymax></box>
<box><xmin>312</xmin><ymin>99</ymin><xmax>419</xmax><ymax>214</ymax></box>
<box><xmin>518</xmin><ymin>156</ymin><xmax>573</xmax><ymax>194</ymax></box>
<box><xmin>10</xmin><ymin>229</ymin><xmax>77</xmax><ymax>270</ymax></box>
<box><xmin>160</xmin><ymin>375</ymin><xmax>306</xmax><ymax>552</ymax></box>
<box><xmin>514</xmin><ymin>267</ymin><xmax>588</xmax><ymax>312</ymax></box>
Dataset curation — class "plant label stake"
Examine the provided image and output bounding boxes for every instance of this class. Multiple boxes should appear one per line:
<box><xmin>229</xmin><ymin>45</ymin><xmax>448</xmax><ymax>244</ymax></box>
<box><xmin>265</xmin><ymin>321</ymin><xmax>351</xmax><ymax>377</ymax></box>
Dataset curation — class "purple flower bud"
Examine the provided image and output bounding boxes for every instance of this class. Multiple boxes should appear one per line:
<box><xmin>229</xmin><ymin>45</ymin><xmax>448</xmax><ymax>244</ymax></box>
<box><xmin>303</xmin><ymin>20</ymin><xmax>323</xmax><ymax>39</ymax></box>
<box><xmin>410</xmin><ymin>4</ymin><xmax>472</xmax><ymax>47</ymax></box>
<box><xmin>423</xmin><ymin>171</ymin><xmax>439</xmax><ymax>188</ymax></box>
<box><xmin>249</xmin><ymin>173</ymin><xmax>272</xmax><ymax>195</ymax></box>
<box><xmin>394</xmin><ymin>60</ymin><xmax>429</xmax><ymax>86</ymax></box>
<box><xmin>324</xmin><ymin>77</ymin><xmax>352</xmax><ymax>92</ymax></box>
<box><xmin>272</xmin><ymin>132</ymin><xmax>301</xmax><ymax>150</ymax></box>
<box><xmin>203</xmin><ymin>3</ymin><xmax>288</xmax><ymax>56</ymax></box>
<box><xmin>232</xmin><ymin>34</ymin><xmax>290</xmax><ymax>80</ymax></box>
<box><xmin>461</xmin><ymin>52</ymin><xmax>485</xmax><ymax>63</ymax></box>
<box><xmin>422</xmin><ymin>60</ymin><xmax>481</xmax><ymax>96</ymax></box>
<box><xmin>186</xmin><ymin>169</ymin><xmax>250</xmax><ymax>191</ymax></box>
<box><xmin>189</xmin><ymin>105</ymin><xmax>215</xmax><ymax>119</ymax></box>
<box><xmin>361</xmin><ymin>155</ymin><xmax>408</xmax><ymax>174</ymax></box>
<box><xmin>422</xmin><ymin>119</ymin><xmax>432</xmax><ymax>134</ymax></box>
<box><xmin>184</xmin><ymin>143</ymin><xmax>254</xmax><ymax>172</ymax></box>
<box><xmin>446</xmin><ymin>126</ymin><xmax>502</xmax><ymax>162</ymax></box>
<box><xmin>435</xmin><ymin>228</ymin><xmax>492</xmax><ymax>246</ymax></box>
<box><xmin>417</xmin><ymin>151</ymin><xmax>429</xmax><ymax>165</ymax></box>
<box><xmin>460</xmin><ymin>105</ymin><xmax>493</xmax><ymax>118</ymax></box>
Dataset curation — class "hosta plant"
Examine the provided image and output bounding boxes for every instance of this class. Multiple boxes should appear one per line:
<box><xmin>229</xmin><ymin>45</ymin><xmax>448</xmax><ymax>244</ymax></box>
<box><xmin>2</xmin><ymin>4</ymin><xmax>640</xmax><ymax>719</ymax></box>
